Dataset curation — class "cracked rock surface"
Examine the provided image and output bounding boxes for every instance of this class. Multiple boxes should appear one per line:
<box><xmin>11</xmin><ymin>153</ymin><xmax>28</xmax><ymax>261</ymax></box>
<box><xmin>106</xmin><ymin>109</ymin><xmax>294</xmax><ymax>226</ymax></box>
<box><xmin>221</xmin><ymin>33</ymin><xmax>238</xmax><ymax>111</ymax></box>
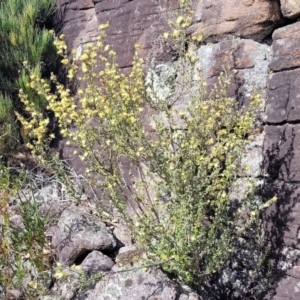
<box><xmin>52</xmin><ymin>208</ymin><xmax>117</xmax><ymax>265</ymax></box>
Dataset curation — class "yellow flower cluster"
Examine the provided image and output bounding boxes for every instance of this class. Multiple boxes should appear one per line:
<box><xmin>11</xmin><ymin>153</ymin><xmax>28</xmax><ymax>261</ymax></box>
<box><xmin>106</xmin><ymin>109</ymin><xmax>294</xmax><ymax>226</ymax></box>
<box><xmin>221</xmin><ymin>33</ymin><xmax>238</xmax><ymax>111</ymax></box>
<box><xmin>176</xmin><ymin>15</ymin><xmax>192</xmax><ymax>29</ymax></box>
<box><xmin>192</xmin><ymin>34</ymin><xmax>203</xmax><ymax>43</ymax></box>
<box><xmin>28</xmin><ymin>281</ymin><xmax>38</xmax><ymax>290</ymax></box>
<box><xmin>16</xmin><ymin>88</ymin><xmax>50</xmax><ymax>161</ymax></box>
<box><xmin>18</xmin><ymin>24</ymin><xmax>146</xmax><ymax>173</ymax></box>
<box><xmin>162</xmin><ymin>1</ymin><xmax>195</xmax><ymax>58</ymax></box>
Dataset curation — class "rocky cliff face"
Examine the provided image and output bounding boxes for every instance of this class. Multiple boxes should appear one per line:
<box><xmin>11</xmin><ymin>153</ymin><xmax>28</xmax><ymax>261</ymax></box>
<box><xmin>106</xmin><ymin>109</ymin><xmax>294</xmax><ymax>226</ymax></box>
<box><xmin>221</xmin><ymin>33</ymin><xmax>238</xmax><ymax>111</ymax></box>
<box><xmin>263</xmin><ymin>21</ymin><xmax>300</xmax><ymax>300</ymax></box>
<box><xmin>53</xmin><ymin>0</ymin><xmax>300</xmax><ymax>299</ymax></box>
<box><xmin>55</xmin><ymin>0</ymin><xmax>177</xmax><ymax>70</ymax></box>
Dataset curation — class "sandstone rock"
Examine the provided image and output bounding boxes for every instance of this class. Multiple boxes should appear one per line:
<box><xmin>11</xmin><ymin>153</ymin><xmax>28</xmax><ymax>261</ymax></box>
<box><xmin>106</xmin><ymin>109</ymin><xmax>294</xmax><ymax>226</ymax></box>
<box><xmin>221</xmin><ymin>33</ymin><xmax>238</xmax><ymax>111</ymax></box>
<box><xmin>56</xmin><ymin>0</ymin><xmax>283</xmax><ymax>71</ymax></box>
<box><xmin>270</xmin><ymin>22</ymin><xmax>300</xmax><ymax>72</ymax></box>
<box><xmin>190</xmin><ymin>0</ymin><xmax>283</xmax><ymax>41</ymax></box>
<box><xmin>55</xmin><ymin>0</ymin><xmax>173</xmax><ymax>70</ymax></box>
<box><xmin>8</xmin><ymin>212</ymin><xmax>24</xmax><ymax>230</ymax></box>
<box><xmin>112</xmin><ymin>245</ymin><xmax>138</xmax><ymax>270</ymax></box>
<box><xmin>262</xmin><ymin>141</ymin><xmax>300</xmax><ymax>300</ymax></box>
<box><xmin>263</xmin><ymin>39</ymin><xmax>300</xmax><ymax>296</ymax></box>
<box><xmin>198</xmin><ymin>39</ymin><xmax>271</xmax><ymax>78</ymax></box>
<box><xmin>286</xmin><ymin>265</ymin><xmax>300</xmax><ymax>279</ymax></box>
<box><xmin>113</xmin><ymin>223</ymin><xmax>132</xmax><ymax>247</ymax></box>
<box><xmin>81</xmin><ymin>251</ymin><xmax>115</xmax><ymax>274</ymax></box>
<box><xmin>80</xmin><ymin>267</ymin><xmax>199</xmax><ymax>300</ymax></box>
<box><xmin>264</xmin><ymin>125</ymin><xmax>300</xmax><ymax>182</ymax></box>
<box><xmin>41</xmin><ymin>273</ymin><xmax>78</xmax><ymax>300</ymax></box>
<box><xmin>152</xmin><ymin>39</ymin><xmax>257</xmax><ymax>147</ymax></box>
<box><xmin>240</xmin><ymin>133</ymin><xmax>264</xmax><ymax>178</ymax></box>
<box><xmin>280</xmin><ymin>0</ymin><xmax>300</xmax><ymax>19</ymax></box>
<box><xmin>229</xmin><ymin>178</ymin><xmax>263</xmax><ymax>203</ymax></box>
<box><xmin>52</xmin><ymin>208</ymin><xmax>117</xmax><ymax>265</ymax></box>
<box><xmin>263</xmin><ymin>179</ymin><xmax>300</xmax><ymax>251</ymax></box>
<box><xmin>179</xmin><ymin>292</ymin><xmax>202</xmax><ymax>300</ymax></box>
<box><xmin>266</xmin><ymin>69</ymin><xmax>300</xmax><ymax>123</ymax></box>
<box><xmin>267</xmin><ymin>275</ymin><xmax>300</xmax><ymax>300</ymax></box>
<box><xmin>146</xmin><ymin>62</ymin><xmax>184</xmax><ymax>128</ymax></box>
<box><xmin>113</xmin><ymin>247</ymin><xmax>145</xmax><ymax>271</ymax></box>
<box><xmin>146</xmin><ymin>63</ymin><xmax>177</xmax><ymax>103</ymax></box>
<box><xmin>117</xmin><ymin>245</ymin><xmax>137</xmax><ymax>255</ymax></box>
<box><xmin>198</xmin><ymin>38</ymin><xmax>270</xmax><ymax>107</ymax></box>
<box><xmin>42</xmin><ymin>266</ymin><xmax>200</xmax><ymax>300</ymax></box>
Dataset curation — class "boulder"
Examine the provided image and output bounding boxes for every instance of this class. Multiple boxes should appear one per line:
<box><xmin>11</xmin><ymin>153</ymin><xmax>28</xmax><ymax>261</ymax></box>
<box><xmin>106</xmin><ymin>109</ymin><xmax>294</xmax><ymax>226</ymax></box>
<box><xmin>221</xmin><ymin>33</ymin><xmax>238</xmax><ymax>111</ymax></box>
<box><xmin>270</xmin><ymin>22</ymin><xmax>300</xmax><ymax>72</ymax></box>
<box><xmin>190</xmin><ymin>0</ymin><xmax>283</xmax><ymax>41</ymax></box>
<box><xmin>280</xmin><ymin>0</ymin><xmax>300</xmax><ymax>19</ymax></box>
<box><xmin>81</xmin><ymin>251</ymin><xmax>115</xmax><ymax>274</ymax></box>
<box><xmin>80</xmin><ymin>267</ymin><xmax>199</xmax><ymax>300</ymax></box>
<box><xmin>52</xmin><ymin>208</ymin><xmax>117</xmax><ymax>265</ymax></box>
<box><xmin>113</xmin><ymin>223</ymin><xmax>132</xmax><ymax>247</ymax></box>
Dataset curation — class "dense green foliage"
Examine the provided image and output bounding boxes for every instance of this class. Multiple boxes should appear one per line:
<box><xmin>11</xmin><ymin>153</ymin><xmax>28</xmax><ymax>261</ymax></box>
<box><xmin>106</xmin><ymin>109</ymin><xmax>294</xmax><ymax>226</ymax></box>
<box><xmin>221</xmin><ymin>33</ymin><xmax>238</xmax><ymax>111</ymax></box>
<box><xmin>0</xmin><ymin>0</ymin><xmax>56</xmax><ymax>152</ymax></box>
<box><xmin>0</xmin><ymin>93</ymin><xmax>15</xmax><ymax>150</ymax></box>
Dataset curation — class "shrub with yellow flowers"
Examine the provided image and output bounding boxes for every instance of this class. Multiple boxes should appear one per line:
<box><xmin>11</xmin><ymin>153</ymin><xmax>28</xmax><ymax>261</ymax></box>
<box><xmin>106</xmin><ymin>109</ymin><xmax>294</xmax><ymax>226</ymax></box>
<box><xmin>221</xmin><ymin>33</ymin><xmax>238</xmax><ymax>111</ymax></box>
<box><xmin>17</xmin><ymin>0</ymin><xmax>270</xmax><ymax>291</ymax></box>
